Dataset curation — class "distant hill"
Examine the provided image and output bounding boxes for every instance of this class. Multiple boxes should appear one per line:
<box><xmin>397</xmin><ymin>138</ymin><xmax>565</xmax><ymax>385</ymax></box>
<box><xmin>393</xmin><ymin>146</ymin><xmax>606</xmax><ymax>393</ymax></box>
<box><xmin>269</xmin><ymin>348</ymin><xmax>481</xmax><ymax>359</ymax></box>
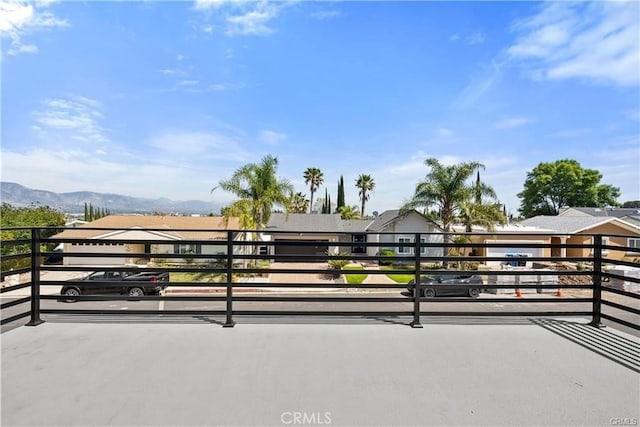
<box><xmin>0</xmin><ymin>182</ymin><xmax>221</xmax><ymax>215</ymax></box>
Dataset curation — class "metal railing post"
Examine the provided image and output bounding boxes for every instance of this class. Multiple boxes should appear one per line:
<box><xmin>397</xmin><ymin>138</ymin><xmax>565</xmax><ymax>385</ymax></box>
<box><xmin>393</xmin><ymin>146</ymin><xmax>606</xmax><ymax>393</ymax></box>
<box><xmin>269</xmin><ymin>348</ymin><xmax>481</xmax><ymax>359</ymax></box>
<box><xmin>26</xmin><ymin>228</ymin><xmax>44</xmax><ymax>326</ymax></box>
<box><xmin>410</xmin><ymin>233</ymin><xmax>423</xmax><ymax>328</ymax></box>
<box><xmin>223</xmin><ymin>231</ymin><xmax>236</xmax><ymax>328</ymax></box>
<box><xmin>590</xmin><ymin>235</ymin><xmax>604</xmax><ymax>328</ymax></box>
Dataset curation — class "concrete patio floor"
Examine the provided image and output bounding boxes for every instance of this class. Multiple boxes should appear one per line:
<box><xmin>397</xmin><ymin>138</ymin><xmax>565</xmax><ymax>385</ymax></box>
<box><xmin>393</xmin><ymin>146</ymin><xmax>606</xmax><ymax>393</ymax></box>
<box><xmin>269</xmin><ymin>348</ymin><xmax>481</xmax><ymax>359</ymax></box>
<box><xmin>2</xmin><ymin>316</ymin><xmax>639</xmax><ymax>426</ymax></box>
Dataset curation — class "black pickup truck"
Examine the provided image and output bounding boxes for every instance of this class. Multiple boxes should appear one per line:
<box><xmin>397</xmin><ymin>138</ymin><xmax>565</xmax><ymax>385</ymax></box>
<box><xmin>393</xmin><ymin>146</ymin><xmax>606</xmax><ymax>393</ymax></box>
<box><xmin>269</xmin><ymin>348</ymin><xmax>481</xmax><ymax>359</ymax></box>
<box><xmin>61</xmin><ymin>270</ymin><xmax>169</xmax><ymax>300</ymax></box>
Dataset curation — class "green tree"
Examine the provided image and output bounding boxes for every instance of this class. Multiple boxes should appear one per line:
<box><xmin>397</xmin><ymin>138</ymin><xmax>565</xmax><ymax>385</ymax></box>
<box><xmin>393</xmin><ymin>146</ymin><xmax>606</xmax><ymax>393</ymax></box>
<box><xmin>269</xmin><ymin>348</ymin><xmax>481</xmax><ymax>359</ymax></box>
<box><xmin>303</xmin><ymin>167</ymin><xmax>324</xmax><ymax>214</ymax></box>
<box><xmin>84</xmin><ymin>203</ymin><xmax>88</xmax><ymax>221</ymax></box>
<box><xmin>355</xmin><ymin>174</ymin><xmax>375</xmax><ymax>217</ymax></box>
<box><xmin>286</xmin><ymin>192</ymin><xmax>310</xmax><ymax>214</ymax></box>
<box><xmin>336</xmin><ymin>175</ymin><xmax>345</xmax><ymax>212</ymax></box>
<box><xmin>337</xmin><ymin>205</ymin><xmax>361</xmax><ymax>220</ymax></box>
<box><xmin>622</xmin><ymin>201</ymin><xmax>640</xmax><ymax>208</ymax></box>
<box><xmin>1</xmin><ymin>203</ymin><xmax>66</xmax><ymax>271</ymax></box>
<box><xmin>401</xmin><ymin>158</ymin><xmax>491</xmax><ymax>233</ymax></box>
<box><xmin>518</xmin><ymin>159</ymin><xmax>621</xmax><ymax>217</ymax></box>
<box><xmin>456</xmin><ymin>200</ymin><xmax>506</xmax><ymax>232</ymax></box>
<box><xmin>218</xmin><ymin>155</ymin><xmax>293</xmax><ymax>229</ymax></box>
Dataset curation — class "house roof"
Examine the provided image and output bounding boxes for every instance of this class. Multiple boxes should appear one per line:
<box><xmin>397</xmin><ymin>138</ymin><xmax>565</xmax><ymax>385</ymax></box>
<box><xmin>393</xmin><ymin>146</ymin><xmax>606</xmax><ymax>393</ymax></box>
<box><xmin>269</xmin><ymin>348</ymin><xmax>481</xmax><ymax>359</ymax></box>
<box><xmin>367</xmin><ymin>209</ymin><xmax>442</xmax><ymax>232</ymax></box>
<box><xmin>265</xmin><ymin>213</ymin><xmax>370</xmax><ymax>233</ymax></box>
<box><xmin>559</xmin><ymin>207</ymin><xmax>640</xmax><ymax>218</ymax></box>
<box><xmin>518</xmin><ymin>215</ymin><xmax>640</xmax><ymax>235</ymax></box>
<box><xmin>53</xmin><ymin>215</ymin><xmax>240</xmax><ymax>240</ymax></box>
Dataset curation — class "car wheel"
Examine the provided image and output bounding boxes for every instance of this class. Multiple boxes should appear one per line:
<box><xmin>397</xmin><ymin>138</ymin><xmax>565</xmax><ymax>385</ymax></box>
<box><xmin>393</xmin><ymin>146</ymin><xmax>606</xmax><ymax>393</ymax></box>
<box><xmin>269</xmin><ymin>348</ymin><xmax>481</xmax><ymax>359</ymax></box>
<box><xmin>469</xmin><ymin>288</ymin><xmax>480</xmax><ymax>298</ymax></box>
<box><xmin>128</xmin><ymin>287</ymin><xmax>145</xmax><ymax>297</ymax></box>
<box><xmin>62</xmin><ymin>287</ymin><xmax>80</xmax><ymax>303</ymax></box>
<box><xmin>423</xmin><ymin>288</ymin><xmax>436</xmax><ymax>298</ymax></box>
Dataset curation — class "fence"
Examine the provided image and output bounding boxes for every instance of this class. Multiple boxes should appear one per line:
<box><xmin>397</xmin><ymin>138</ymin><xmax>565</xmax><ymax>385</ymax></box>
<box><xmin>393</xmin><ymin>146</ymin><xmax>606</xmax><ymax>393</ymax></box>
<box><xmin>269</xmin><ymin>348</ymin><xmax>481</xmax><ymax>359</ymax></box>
<box><xmin>1</xmin><ymin>227</ymin><xmax>639</xmax><ymax>329</ymax></box>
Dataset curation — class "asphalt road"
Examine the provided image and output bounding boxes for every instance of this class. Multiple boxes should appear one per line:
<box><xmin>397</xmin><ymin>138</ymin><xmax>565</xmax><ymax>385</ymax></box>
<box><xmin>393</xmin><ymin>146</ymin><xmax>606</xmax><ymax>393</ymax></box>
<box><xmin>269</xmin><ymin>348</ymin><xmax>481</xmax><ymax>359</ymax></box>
<box><xmin>3</xmin><ymin>291</ymin><xmax>638</xmax><ymax>336</ymax></box>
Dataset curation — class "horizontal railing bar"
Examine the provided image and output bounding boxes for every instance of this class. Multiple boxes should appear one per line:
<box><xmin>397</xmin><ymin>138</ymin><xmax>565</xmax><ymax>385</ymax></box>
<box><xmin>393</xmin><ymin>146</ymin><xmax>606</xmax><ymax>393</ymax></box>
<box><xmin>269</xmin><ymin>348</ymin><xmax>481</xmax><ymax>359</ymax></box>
<box><xmin>604</xmin><ymin>273</ymin><xmax>640</xmax><ymax>284</ymax></box>
<box><xmin>0</xmin><ymin>239</ymin><xmax>31</xmax><ymax>247</ymax></box>
<box><xmin>41</xmin><ymin>295</ymin><xmax>228</xmax><ymax>301</ymax></box>
<box><xmin>41</xmin><ymin>309</ymin><xmax>227</xmax><ymax>316</ymax></box>
<box><xmin>601</xmin><ymin>300</ymin><xmax>640</xmax><ymax>316</ymax></box>
<box><xmin>0</xmin><ymin>296</ymin><xmax>32</xmax><ymax>309</ymax></box>
<box><xmin>0</xmin><ymin>282</ymin><xmax>32</xmax><ymax>293</ymax></box>
<box><xmin>601</xmin><ymin>286</ymin><xmax>640</xmax><ymax>299</ymax></box>
<box><xmin>0</xmin><ymin>311</ymin><xmax>31</xmax><ymax>325</ymax></box>
<box><xmin>601</xmin><ymin>313</ymin><xmax>640</xmax><ymax>330</ymax></box>
<box><xmin>0</xmin><ymin>267</ymin><xmax>32</xmax><ymax>280</ymax></box>
<box><xmin>0</xmin><ymin>253</ymin><xmax>32</xmax><ymax>262</ymax></box>
<box><xmin>605</xmin><ymin>259</ymin><xmax>640</xmax><ymax>268</ymax></box>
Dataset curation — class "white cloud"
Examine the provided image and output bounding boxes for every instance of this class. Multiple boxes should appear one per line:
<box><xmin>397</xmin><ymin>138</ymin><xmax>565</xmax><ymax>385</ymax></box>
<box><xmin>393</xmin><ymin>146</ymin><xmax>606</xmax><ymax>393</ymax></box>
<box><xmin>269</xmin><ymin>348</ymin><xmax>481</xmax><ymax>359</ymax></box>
<box><xmin>437</xmin><ymin>127</ymin><xmax>454</xmax><ymax>137</ymax></box>
<box><xmin>507</xmin><ymin>1</ymin><xmax>640</xmax><ymax>86</ymax></box>
<box><xmin>32</xmin><ymin>96</ymin><xmax>109</xmax><ymax>143</ymax></box>
<box><xmin>1</xmin><ymin>0</ymin><xmax>69</xmax><ymax>55</ymax></box>
<box><xmin>176</xmin><ymin>54</ymin><xmax>185</xmax><ymax>61</ymax></box>
<box><xmin>146</xmin><ymin>130</ymin><xmax>250</xmax><ymax>162</ymax></box>
<box><xmin>466</xmin><ymin>32</ymin><xmax>485</xmax><ymax>45</ymax></box>
<box><xmin>493</xmin><ymin>117</ymin><xmax>532</xmax><ymax>130</ymax></box>
<box><xmin>258</xmin><ymin>130</ymin><xmax>286</xmax><ymax>145</ymax></box>
<box><xmin>192</xmin><ymin>0</ymin><xmax>288</xmax><ymax>37</ymax></box>
<box><xmin>455</xmin><ymin>59</ymin><xmax>504</xmax><ymax>109</ymax></box>
<box><xmin>178</xmin><ymin>79</ymin><xmax>200</xmax><ymax>86</ymax></box>
<box><xmin>310</xmin><ymin>10</ymin><xmax>341</xmax><ymax>20</ymax></box>
<box><xmin>450</xmin><ymin>33</ymin><xmax>460</xmax><ymax>41</ymax></box>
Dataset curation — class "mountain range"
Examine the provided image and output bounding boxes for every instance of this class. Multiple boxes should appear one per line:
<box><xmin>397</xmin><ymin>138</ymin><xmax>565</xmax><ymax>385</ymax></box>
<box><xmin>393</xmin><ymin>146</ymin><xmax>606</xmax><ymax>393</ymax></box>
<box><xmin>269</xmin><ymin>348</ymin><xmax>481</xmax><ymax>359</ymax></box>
<box><xmin>0</xmin><ymin>182</ymin><xmax>221</xmax><ymax>215</ymax></box>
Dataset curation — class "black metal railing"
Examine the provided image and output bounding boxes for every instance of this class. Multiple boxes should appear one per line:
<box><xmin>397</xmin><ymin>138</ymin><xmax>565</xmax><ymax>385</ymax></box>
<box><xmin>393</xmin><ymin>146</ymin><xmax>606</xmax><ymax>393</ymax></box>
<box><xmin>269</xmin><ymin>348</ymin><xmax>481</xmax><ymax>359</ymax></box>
<box><xmin>1</xmin><ymin>227</ymin><xmax>639</xmax><ymax>330</ymax></box>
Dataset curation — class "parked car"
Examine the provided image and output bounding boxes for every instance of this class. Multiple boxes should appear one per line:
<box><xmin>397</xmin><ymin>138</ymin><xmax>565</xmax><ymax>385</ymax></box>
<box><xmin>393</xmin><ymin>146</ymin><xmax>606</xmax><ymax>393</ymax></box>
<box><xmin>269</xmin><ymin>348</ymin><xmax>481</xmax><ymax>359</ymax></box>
<box><xmin>60</xmin><ymin>270</ymin><xmax>169</xmax><ymax>300</ymax></box>
<box><xmin>407</xmin><ymin>274</ymin><xmax>484</xmax><ymax>298</ymax></box>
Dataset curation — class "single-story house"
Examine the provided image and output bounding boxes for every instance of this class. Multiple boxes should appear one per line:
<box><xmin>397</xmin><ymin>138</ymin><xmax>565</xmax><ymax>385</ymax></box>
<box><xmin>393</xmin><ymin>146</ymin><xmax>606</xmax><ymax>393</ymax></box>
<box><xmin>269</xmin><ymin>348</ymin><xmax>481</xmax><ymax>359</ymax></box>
<box><xmin>263</xmin><ymin>210</ymin><xmax>444</xmax><ymax>258</ymax></box>
<box><xmin>53</xmin><ymin>215</ymin><xmax>244</xmax><ymax>266</ymax></box>
<box><xmin>517</xmin><ymin>215</ymin><xmax>640</xmax><ymax>261</ymax></box>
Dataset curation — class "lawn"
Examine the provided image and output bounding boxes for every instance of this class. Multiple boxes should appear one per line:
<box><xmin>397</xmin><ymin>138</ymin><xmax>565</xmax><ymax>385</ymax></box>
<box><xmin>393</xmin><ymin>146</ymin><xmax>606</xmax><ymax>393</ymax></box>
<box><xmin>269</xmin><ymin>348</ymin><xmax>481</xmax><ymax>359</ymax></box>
<box><xmin>170</xmin><ymin>272</ymin><xmax>225</xmax><ymax>283</ymax></box>
<box><xmin>380</xmin><ymin>265</ymin><xmax>415</xmax><ymax>284</ymax></box>
<box><xmin>342</xmin><ymin>265</ymin><xmax>368</xmax><ymax>285</ymax></box>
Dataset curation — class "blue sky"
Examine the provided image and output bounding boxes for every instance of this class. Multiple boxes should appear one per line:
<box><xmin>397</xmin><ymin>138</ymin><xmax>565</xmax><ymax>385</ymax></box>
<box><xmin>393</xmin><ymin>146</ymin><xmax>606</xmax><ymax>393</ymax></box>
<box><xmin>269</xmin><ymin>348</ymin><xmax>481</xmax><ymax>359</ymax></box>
<box><xmin>1</xmin><ymin>0</ymin><xmax>639</xmax><ymax>216</ymax></box>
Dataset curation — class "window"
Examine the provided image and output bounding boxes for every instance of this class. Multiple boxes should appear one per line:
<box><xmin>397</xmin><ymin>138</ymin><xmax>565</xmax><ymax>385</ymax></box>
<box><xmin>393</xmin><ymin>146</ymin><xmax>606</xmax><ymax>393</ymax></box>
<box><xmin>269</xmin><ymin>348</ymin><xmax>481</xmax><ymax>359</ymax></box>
<box><xmin>420</xmin><ymin>237</ymin><xmax>427</xmax><ymax>255</ymax></box>
<box><xmin>174</xmin><ymin>244</ymin><xmax>201</xmax><ymax>254</ymax></box>
<box><xmin>628</xmin><ymin>238</ymin><xmax>640</xmax><ymax>251</ymax></box>
<box><xmin>397</xmin><ymin>236</ymin><xmax>412</xmax><ymax>254</ymax></box>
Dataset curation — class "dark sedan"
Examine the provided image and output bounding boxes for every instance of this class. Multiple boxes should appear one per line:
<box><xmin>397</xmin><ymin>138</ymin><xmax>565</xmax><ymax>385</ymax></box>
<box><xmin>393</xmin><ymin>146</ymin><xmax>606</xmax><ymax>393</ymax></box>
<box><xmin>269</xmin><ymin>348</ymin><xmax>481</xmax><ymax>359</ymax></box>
<box><xmin>407</xmin><ymin>274</ymin><xmax>484</xmax><ymax>298</ymax></box>
<box><xmin>61</xmin><ymin>270</ymin><xmax>169</xmax><ymax>300</ymax></box>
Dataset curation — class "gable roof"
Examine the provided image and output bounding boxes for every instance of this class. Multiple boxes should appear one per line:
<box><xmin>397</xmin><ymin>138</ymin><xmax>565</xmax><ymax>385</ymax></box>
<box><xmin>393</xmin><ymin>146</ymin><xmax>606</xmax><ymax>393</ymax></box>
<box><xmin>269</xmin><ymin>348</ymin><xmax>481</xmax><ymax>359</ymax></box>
<box><xmin>518</xmin><ymin>215</ymin><xmax>640</xmax><ymax>235</ymax></box>
<box><xmin>53</xmin><ymin>215</ymin><xmax>240</xmax><ymax>240</ymax></box>
<box><xmin>367</xmin><ymin>209</ymin><xmax>442</xmax><ymax>232</ymax></box>
<box><xmin>265</xmin><ymin>213</ymin><xmax>370</xmax><ymax>233</ymax></box>
<box><xmin>559</xmin><ymin>207</ymin><xmax>640</xmax><ymax>218</ymax></box>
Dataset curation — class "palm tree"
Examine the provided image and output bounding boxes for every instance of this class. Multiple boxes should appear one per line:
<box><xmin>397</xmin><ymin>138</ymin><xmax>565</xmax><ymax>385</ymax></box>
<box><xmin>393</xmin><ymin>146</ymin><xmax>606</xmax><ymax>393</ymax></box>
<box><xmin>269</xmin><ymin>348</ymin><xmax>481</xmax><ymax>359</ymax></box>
<box><xmin>303</xmin><ymin>167</ymin><xmax>324</xmax><ymax>213</ymax></box>
<box><xmin>355</xmin><ymin>174</ymin><xmax>375</xmax><ymax>217</ymax></box>
<box><xmin>337</xmin><ymin>205</ymin><xmax>361</xmax><ymax>220</ymax></box>
<box><xmin>401</xmin><ymin>158</ymin><xmax>495</xmax><ymax>233</ymax></box>
<box><xmin>286</xmin><ymin>192</ymin><xmax>309</xmax><ymax>214</ymax></box>
<box><xmin>218</xmin><ymin>155</ymin><xmax>293</xmax><ymax>229</ymax></box>
<box><xmin>456</xmin><ymin>200</ymin><xmax>506</xmax><ymax>232</ymax></box>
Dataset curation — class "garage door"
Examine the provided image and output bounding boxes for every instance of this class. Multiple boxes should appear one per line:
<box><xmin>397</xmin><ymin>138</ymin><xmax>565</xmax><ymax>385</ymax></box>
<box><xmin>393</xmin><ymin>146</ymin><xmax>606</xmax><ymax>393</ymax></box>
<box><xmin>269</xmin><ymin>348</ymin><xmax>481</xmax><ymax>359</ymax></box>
<box><xmin>274</xmin><ymin>240</ymin><xmax>329</xmax><ymax>257</ymax></box>
<box><xmin>65</xmin><ymin>243</ymin><xmax>127</xmax><ymax>266</ymax></box>
<box><xmin>485</xmin><ymin>240</ymin><xmax>544</xmax><ymax>266</ymax></box>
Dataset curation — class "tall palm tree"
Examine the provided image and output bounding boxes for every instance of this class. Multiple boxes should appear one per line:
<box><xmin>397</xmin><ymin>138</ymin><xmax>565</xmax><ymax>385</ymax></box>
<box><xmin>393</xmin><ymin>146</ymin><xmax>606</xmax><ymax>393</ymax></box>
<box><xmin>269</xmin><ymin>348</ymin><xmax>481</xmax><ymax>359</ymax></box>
<box><xmin>303</xmin><ymin>167</ymin><xmax>324</xmax><ymax>214</ymax></box>
<box><xmin>218</xmin><ymin>155</ymin><xmax>293</xmax><ymax>229</ymax></box>
<box><xmin>286</xmin><ymin>192</ymin><xmax>309</xmax><ymax>214</ymax></box>
<box><xmin>355</xmin><ymin>174</ymin><xmax>375</xmax><ymax>217</ymax></box>
<box><xmin>401</xmin><ymin>158</ymin><xmax>495</xmax><ymax>233</ymax></box>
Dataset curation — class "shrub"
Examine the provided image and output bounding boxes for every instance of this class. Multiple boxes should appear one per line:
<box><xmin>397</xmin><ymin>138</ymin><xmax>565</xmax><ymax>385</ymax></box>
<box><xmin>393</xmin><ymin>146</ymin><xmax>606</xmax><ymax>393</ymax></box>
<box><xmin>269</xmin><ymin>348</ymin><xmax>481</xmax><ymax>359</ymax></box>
<box><xmin>378</xmin><ymin>249</ymin><xmax>395</xmax><ymax>266</ymax></box>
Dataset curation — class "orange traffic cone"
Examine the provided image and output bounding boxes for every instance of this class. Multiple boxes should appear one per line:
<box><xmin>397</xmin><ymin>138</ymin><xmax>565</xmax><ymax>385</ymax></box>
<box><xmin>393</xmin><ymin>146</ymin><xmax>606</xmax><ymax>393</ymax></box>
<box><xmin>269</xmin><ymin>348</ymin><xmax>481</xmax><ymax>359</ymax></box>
<box><xmin>555</xmin><ymin>288</ymin><xmax>563</xmax><ymax>297</ymax></box>
<box><xmin>515</xmin><ymin>288</ymin><xmax>522</xmax><ymax>298</ymax></box>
